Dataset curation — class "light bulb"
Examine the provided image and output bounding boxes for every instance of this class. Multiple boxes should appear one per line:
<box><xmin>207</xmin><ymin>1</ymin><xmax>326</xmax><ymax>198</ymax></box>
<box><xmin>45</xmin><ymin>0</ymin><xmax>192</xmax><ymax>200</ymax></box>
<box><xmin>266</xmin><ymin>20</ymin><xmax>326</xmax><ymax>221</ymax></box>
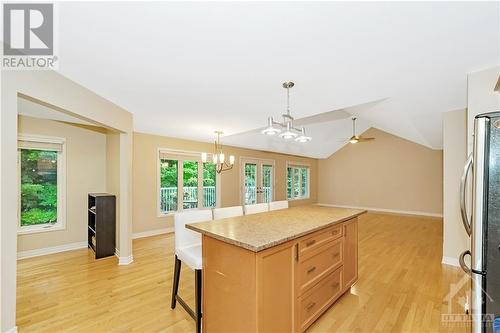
<box><xmin>279</xmin><ymin>122</ymin><xmax>298</xmax><ymax>140</ymax></box>
<box><xmin>212</xmin><ymin>154</ymin><xmax>218</xmax><ymax>164</ymax></box>
<box><xmin>229</xmin><ymin>155</ymin><xmax>235</xmax><ymax>165</ymax></box>
<box><xmin>262</xmin><ymin>127</ymin><xmax>281</xmax><ymax>136</ymax></box>
<box><xmin>261</xmin><ymin>117</ymin><xmax>281</xmax><ymax>136</ymax></box>
<box><xmin>219</xmin><ymin>153</ymin><xmax>225</xmax><ymax>163</ymax></box>
<box><xmin>201</xmin><ymin>152</ymin><xmax>207</xmax><ymax>162</ymax></box>
<box><xmin>294</xmin><ymin>128</ymin><xmax>311</xmax><ymax>143</ymax></box>
<box><xmin>295</xmin><ymin>136</ymin><xmax>311</xmax><ymax>143</ymax></box>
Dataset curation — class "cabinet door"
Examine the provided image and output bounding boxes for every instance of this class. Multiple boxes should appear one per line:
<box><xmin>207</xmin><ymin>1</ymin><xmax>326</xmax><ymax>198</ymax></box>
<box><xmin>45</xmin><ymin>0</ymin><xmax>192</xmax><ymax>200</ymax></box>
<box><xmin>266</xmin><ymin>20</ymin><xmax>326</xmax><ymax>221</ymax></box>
<box><xmin>257</xmin><ymin>241</ymin><xmax>296</xmax><ymax>333</ymax></box>
<box><xmin>342</xmin><ymin>218</ymin><xmax>358</xmax><ymax>290</ymax></box>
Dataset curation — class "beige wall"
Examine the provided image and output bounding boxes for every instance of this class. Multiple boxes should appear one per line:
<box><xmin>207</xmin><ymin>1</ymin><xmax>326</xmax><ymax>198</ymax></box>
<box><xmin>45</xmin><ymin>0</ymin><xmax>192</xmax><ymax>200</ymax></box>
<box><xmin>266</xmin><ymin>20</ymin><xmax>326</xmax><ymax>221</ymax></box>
<box><xmin>132</xmin><ymin>132</ymin><xmax>318</xmax><ymax>234</ymax></box>
<box><xmin>442</xmin><ymin>109</ymin><xmax>469</xmax><ymax>264</ymax></box>
<box><xmin>318</xmin><ymin>128</ymin><xmax>443</xmax><ymax>215</ymax></box>
<box><xmin>467</xmin><ymin>66</ymin><xmax>500</xmax><ymax>153</ymax></box>
<box><xmin>17</xmin><ymin>116</ymin><xmax>107</xmax><ymax>251</ymax></box>
<box><xmin>2</xmin><ymin>71</ymin><xmax>134</xmax><ymax>331</ymax></box>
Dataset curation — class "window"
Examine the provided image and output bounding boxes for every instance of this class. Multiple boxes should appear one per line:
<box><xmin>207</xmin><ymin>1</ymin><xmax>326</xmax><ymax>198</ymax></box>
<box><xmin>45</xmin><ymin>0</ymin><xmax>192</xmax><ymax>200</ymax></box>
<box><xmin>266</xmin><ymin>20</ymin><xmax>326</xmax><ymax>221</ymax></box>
<box><xmin>158</xmin><ymin>150</ymin><xmax>218</xmax><ymax>214</ymax></box>
<box><xmin>287</xmin><ymin>164</ymin><xmax>310</xmax><ymax>200</ymax></box>
<box><xmin>18</xmin><ymin>136</ymin><xmax>66</xmax><ymax>234</ymax></box>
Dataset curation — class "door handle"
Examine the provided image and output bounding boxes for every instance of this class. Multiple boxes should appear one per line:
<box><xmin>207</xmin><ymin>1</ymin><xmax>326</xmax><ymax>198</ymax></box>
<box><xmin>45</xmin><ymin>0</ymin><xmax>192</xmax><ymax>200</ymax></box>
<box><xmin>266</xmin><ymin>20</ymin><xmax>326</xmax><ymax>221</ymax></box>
<box><xmin>306</xmin><ymin>302</ymin><xmax>316</xmax><ymax>310</ymax></box>
<box><xmin>305</xmin><ymin>239</ymin><xmax>316</xmax><ymax>247</ymax></box>
<box><xmin>459</xmin><ymin>250</ymin><xmax>471</xmax><ymax>275</ymax></box>
<box><xmin>460</xmin><ymin>154</ymin><xmax>473</xmax><ymax>236</ymax></box>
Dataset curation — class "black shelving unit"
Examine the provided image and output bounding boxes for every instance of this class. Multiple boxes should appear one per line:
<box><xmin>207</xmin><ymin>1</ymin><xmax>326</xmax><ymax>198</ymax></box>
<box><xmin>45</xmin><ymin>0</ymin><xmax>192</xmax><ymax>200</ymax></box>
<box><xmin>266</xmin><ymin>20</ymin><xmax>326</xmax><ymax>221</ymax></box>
<box><xmin>88</xmin><ymin>193</ymin><xmax>116</xmax><ymax>259</ymax></box>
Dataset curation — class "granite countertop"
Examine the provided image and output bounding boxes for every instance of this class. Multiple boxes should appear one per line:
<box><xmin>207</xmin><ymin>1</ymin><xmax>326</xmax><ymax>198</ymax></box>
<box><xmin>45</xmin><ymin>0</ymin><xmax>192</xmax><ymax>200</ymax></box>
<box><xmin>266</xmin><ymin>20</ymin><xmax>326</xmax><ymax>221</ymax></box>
<box><xmin>186</xmin><ymin>205</ymin><xmax>366</xmax><ymax>252</ymax></box>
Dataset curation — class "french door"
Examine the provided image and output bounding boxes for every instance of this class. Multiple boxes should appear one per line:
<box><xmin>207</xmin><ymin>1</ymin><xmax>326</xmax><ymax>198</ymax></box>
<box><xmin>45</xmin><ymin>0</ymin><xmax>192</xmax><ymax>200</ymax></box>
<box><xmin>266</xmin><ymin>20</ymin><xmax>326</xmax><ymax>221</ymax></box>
<box><xmin>241</xmin><ymin>158</ymin><xmax>275</xmax><ymax>205</ymax></box>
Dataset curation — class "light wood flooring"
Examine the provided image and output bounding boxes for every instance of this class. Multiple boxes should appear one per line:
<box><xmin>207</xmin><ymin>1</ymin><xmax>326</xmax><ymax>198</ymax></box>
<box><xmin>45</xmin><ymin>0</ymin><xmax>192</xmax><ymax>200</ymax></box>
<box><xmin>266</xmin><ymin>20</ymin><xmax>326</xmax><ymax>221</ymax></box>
<box><xmin>17</xmin><ymin>213</ymin><xmax>470</xmax><ymax>332</ymax></box>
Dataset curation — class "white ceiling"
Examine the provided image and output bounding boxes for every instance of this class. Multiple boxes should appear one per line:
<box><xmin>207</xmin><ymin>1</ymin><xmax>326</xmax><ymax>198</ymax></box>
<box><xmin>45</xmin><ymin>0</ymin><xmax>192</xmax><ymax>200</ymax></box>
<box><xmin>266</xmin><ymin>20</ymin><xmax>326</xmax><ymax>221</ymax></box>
<box><xmin>55</xmin><ymin>1</ymin><xmax>499</xmax><ymax>158</ymax></box>
<box><xmin>18</xmin><ymin>97</ymin><xmax>95</xmax><ymax>126</ymax></box>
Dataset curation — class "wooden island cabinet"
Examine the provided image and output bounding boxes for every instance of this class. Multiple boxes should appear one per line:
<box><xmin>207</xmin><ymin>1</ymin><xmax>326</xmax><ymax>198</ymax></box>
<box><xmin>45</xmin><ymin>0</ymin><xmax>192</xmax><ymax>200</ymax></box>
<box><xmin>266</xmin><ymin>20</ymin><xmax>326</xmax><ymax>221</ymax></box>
<box><xmin>187</xmin><ymin>205</ymin><xmax>365</xmax><ymax>333</ymax></box>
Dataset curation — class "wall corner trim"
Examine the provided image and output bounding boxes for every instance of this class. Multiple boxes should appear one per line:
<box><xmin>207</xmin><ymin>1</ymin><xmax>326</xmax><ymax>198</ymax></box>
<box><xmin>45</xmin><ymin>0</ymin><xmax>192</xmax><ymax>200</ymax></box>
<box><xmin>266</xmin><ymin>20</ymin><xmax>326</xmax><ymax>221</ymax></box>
<box><xmin>132</xmin><ymin>227</ymin><xmax>174</xmax><ymax>240</ymax></box>
<box><xmin>316</xmin><ymin>203</ymin><xmax>443</xmax><ymax>218</ymax></box>
<box><xmin>442</xmin><ymin>256</ymin><xmax>460</xmax><ymax>267</ymax></box>
<box><xmin>4</xmin><ymin>326</ymin><xmax>18</xmax><ymax>333</ymax></box>
<box><xmin>17</xmin><ymin>241</ymin><xmax>88</xmax><ymax>260</ymax></box>
<box><xmin>118</xmin><ymin>255</ymin><xmax>134</xmax><ymax>265</ymax></box>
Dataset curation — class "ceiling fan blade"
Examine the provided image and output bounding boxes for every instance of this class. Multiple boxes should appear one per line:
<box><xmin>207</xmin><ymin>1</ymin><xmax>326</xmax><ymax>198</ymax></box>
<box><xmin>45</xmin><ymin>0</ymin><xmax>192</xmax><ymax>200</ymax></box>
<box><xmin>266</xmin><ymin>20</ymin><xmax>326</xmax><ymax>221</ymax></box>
<box><xmin>358</xmin><ymin>137</ymin><xmax>375</xmax><ymax>142</ymax></box>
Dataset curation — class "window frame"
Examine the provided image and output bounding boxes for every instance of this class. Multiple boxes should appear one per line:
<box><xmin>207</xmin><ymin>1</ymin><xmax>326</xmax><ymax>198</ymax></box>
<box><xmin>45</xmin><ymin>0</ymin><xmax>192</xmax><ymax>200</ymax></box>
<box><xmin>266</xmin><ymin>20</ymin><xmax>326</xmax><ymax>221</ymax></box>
<box><xmin>157</xmin><ymin>148</ymin><xmax>221</xmax><ymax>217</ymax></box>
<box><xmin>286</xmin><ymin>161</ymin><xmax>310</xmax><ymax>201</ymax></box>
<box><xmin>17</xmin><ymin>134</ymin><xmax>67</xmax><ymax>235</ymax></box>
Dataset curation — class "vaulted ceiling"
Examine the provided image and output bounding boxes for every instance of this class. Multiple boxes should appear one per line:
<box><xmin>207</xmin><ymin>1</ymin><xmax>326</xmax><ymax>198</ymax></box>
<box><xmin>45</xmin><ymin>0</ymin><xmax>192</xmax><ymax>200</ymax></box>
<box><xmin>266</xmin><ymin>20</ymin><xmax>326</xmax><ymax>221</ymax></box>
<box><xmin>56</xmin><ymin>1</ymin><xmax>499</xmax><ymax>158</ymax></box>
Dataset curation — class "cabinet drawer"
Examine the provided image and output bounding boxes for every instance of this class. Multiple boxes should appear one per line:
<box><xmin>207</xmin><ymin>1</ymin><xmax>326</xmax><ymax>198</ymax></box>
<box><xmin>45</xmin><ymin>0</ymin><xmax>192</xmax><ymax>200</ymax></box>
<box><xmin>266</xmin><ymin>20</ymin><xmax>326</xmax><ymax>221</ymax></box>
<box><xmin>299</xmin><ymin>224</ymin><xmax>342</xmax><ymax>258</ymax></box>
<box><xmin>298</xmin><ymin>266</ymin><xmax>343</xmax><ymax>332</ymax></box>
<box><xmin>298</xmin><ymin>237</ymin><xmax>343</xmax><ymax>294</ymax></box>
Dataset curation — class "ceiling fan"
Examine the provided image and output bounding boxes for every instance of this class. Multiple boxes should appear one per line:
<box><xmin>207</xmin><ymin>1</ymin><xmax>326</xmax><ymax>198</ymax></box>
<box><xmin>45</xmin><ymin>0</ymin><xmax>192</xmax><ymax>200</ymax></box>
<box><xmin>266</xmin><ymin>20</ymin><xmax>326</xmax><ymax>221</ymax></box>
<box><xmin>348</xmin><ymin>117</ymin><xmax>375</xmax><ymax>144</ymax></box>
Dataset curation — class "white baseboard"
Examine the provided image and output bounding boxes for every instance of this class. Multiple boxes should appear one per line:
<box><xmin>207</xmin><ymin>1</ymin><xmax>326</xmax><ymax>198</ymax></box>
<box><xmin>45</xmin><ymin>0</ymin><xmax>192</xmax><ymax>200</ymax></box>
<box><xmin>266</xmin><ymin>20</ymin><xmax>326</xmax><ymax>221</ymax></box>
<box><xmin>17</xmin><ymin>241</ymin><xmax>88</xmax><ymax>260</ymax></box>
<box><xmin>114</xmin><ymin>248</ymin><xmax>133</xmax><ymax>265</ymax></box>
<box><xmin>5</xmin><ymin>326</ymin><xmax>18</xmax><ymax>333</ymax></box>
<box><xmin>132</xmin><ymin>227</ymin><xmax>174</xmax><ymax>239</ymax></box>
<box><xmin>317</xmin><ymin>203</ymin><xmax>443</xmax><ymax>218</ymax></box>
<box><xmin>442</xmin><ymin>256</ymin><xmax>460</xmax><ymax>267</ymax></box>
<box><xmin>118</xmin><ymin>255</ymin><xmax>134</xmax><ymax>265</ymax></box>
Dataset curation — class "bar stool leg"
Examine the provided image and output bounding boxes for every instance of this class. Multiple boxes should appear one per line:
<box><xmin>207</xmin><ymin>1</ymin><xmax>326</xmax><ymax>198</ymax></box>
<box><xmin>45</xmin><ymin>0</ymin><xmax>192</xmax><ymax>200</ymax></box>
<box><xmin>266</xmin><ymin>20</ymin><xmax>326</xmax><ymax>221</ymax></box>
<box><xmin>195</xmin><ymin>269</ymin><xmax>202</xmax><ymax>333</ymax></box>
<box><xmin>171</xmin><ymin>255</ymin><xmax>181</xmax><ymax>309</ymax></box>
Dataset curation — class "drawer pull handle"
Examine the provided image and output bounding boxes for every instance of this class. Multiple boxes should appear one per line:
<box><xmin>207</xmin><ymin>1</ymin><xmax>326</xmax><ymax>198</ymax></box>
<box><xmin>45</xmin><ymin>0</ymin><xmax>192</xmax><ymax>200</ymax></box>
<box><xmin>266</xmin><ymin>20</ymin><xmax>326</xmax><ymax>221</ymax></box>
<box><xmin>306</xmin><ymin>302</ymin><xmax>316</xmax><ymax>310</ymax></box>
<box><xmin>307</xmin><ymin>266</ymin><xmax>316</xmax><ymax>274</ymax></box>
<box><xmin>331</xmin><ymin>230</ymin><xmax>338</xmax><ymax>235</ymax></box>
<box><xmin>332</xmin><ymin>253</ymin><xmax>340</xmax><ymax>259</ymax></box>
<box><xmin>331</xmin><ymin>282</ymin><xmax>339</xmax><ymax>289</ymax></box>
<box><xmin>306</xmin><ymin>240</ymin><xmax>316</xmax><ymax>247</ymax></box>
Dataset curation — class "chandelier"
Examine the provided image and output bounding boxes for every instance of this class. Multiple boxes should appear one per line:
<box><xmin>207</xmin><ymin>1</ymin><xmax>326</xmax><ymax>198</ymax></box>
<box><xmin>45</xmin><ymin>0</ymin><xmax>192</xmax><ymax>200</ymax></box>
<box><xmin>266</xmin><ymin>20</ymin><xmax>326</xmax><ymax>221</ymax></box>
<box><xmin>201</xmin><ymin>131</ymin><xmax>235</xmax><ymax>174</ymax></box>
<box><xmin>261</xmin><ymin>81</ymin><xmax>312</xmax><ymax>143</ymax></box>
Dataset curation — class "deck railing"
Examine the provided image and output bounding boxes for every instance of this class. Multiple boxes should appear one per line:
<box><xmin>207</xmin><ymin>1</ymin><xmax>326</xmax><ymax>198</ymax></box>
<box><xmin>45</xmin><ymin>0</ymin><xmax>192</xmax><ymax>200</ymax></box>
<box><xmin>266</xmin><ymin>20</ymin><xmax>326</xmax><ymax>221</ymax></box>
<box><xmin>161</xmin><ymin>185</ymin><xmax>272</xmax><ymax>212</ymax></box>
<box><xmin>160</xmin><ymin>186</ymin><xmax>216</xmax><ymax>212</ymax></box>
<box><xmin>244</xmin><ymin>186</ymin><xmax>272</xmax><ymax>204</ymax></box>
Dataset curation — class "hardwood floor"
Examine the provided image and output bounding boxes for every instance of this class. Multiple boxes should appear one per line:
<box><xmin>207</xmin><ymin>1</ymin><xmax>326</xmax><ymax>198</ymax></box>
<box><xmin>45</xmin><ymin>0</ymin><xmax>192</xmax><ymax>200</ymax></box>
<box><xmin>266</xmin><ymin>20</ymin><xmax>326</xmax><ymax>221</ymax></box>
<box><xmin>17</xmin><ymin>213</ymin><xmax>470</xmax><ymax>332</ymax></box>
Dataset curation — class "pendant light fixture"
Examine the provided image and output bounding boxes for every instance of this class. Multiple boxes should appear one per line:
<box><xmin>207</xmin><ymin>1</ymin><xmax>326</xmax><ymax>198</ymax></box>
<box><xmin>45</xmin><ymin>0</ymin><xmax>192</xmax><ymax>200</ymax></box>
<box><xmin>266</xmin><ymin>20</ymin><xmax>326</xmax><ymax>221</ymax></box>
<box><xmin>201</xmin><ymin>131</ymin><xmax>235</xmax><ymax>174</ymax></box>
<box><xmin>261</xmin><ymin>81</ymin><xmax>312</xmax><ymax>142</ymax></box>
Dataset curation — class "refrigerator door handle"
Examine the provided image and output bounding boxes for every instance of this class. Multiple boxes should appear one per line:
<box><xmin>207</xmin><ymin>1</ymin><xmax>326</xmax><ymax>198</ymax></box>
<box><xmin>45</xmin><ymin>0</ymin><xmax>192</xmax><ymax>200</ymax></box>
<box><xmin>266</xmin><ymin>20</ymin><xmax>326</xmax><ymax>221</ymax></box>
<box><xmin>460</xmin><ymin>154</ymin><xmax>473</xmax><ymax>236</ymax></box>
<box><xmin>459</xmin><ymin>250</ymin><xmax>471</xmax><ymax>275</ymax></box>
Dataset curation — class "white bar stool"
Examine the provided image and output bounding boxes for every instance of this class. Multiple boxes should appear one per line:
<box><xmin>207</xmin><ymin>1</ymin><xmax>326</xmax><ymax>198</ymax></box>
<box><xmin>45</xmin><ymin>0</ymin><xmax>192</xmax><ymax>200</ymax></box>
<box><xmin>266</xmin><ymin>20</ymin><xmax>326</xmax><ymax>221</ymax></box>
<box><xmin>244</xmin><ymin>203</ymin><xmax>269</xmax><ymax>215</ymax></box>
<box><xmin>213</xmin><ymin>205</ymin><xmax>244</xmax><ymax>220</ymax></box>
<box><xmin>269</xmin><ymin>200</ymin><xmax>289</xmax><ymax>211</ymax></box>
<box><xmin>171</xmin><ymin>209</ymin><xmax>212</xmax><ymax>333</ymax></box>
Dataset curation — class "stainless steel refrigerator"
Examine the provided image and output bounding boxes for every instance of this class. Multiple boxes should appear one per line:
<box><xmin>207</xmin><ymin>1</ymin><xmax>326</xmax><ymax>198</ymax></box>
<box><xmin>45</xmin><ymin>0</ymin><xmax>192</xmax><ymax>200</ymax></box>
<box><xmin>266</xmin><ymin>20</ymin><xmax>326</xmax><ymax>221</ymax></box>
<box><xmin>460</xmin><ymin>111</ymin><xmax>500</xmax><ymax>333</ymax></box>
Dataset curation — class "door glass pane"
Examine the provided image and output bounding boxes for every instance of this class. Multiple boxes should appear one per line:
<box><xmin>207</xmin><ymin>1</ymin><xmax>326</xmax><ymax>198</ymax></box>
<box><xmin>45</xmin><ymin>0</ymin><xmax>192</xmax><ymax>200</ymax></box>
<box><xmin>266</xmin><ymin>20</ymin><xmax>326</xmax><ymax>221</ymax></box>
<box><xmin>183</xmin><ymin>160</ymin><xmax>198</xmax><ymax>209</ymax></box>
<box><xmin>244</xmin><ymin>163</ymin><xmax>257</xmax><ymax>204</ymax></box>
<box><xmin>160</xmin><ymin>159</ymin><xmax>178</xmax><ymax>212</ymax></box>
<box><xmin>287</xmin><ymin>167</ymin><xmax>292</xmax><ymax>199</ymax></box>
<box><xmin>203</xmin><ymin>162</ymin><xmax>216</xmax><ymax>208</ymax></box>
<box><xmin>20</xmin><ymin>149</ymin><xmax>58</xmax><ymax>226</ymax></box>
<box><xmin>262</xmin><ymin>165</ymin><xmax>273</xmax><ymax>203</ymax></box>
<box><xmin>293</xmin><ymin>168</ymin><xmax>301</xmax><ymax>198</ymax></box>
<box><xmin>301</xmin><ymin>167</ymin><xmax>308</xmax><ymax>197</ymax></box>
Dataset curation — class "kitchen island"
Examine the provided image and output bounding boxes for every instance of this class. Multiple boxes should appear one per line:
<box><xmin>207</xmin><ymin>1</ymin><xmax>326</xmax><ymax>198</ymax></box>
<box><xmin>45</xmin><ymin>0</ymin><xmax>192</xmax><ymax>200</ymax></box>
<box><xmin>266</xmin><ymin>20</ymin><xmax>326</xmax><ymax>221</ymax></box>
<box><xmin>187</xmin><ymin>205</ymin><xmax>366</xmax><ymax>333</ymax></box>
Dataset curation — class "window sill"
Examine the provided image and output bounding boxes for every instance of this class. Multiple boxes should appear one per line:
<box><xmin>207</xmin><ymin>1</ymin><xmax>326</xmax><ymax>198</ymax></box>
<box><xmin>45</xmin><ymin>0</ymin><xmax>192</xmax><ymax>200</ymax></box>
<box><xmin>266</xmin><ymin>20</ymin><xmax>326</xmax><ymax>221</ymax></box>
<box><xmin>158</xmin><ymin>212</ymin><xmax>175</xmax><ymax>218</ymax></box>
<box><xmin>157</xmin><ymin>207</ymin><xmax>215</xmax><ymax>218</ymax></box>
<box><xmin>17</xmin><ymin>223</ymin><xmax>65</xmax><ymax>235</ymax></box>
<box><xmin>287</xmin><ymin>197</ymin><xmax>310</xmax><ymax>201</ymax></box>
